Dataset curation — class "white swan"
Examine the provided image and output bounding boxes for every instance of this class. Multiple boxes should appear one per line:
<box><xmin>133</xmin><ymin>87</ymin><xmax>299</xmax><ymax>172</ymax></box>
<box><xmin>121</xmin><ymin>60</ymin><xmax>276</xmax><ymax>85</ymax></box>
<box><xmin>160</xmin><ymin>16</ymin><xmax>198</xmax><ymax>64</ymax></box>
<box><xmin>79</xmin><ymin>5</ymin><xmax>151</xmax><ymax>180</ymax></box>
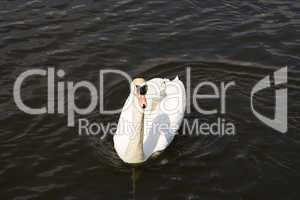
<box><xmin>113</xmin><ymin>76</ymin><xmax>186</xmax><ymax>164</ymax></box>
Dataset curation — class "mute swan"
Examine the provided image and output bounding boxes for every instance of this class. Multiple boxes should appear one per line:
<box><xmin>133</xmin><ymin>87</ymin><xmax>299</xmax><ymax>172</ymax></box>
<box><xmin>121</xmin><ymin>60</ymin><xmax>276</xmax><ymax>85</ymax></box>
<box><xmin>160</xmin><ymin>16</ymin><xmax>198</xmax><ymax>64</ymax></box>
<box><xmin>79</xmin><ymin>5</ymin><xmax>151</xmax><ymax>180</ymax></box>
<box><xmin>113</xmin><ymin>76</ymin><xmax>186</xmax><ymax>164</ymax></box>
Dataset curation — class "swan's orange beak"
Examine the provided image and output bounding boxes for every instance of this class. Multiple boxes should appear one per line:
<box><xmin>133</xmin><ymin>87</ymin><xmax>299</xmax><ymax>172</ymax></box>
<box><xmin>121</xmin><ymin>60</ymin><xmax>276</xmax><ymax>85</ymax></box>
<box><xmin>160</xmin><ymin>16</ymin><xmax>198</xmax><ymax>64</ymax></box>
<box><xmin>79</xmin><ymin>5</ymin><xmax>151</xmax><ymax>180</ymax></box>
<box><xmin>138</xmin><ymin>94</ymin><xmax>147</xmax><ymax>109</ymax></box>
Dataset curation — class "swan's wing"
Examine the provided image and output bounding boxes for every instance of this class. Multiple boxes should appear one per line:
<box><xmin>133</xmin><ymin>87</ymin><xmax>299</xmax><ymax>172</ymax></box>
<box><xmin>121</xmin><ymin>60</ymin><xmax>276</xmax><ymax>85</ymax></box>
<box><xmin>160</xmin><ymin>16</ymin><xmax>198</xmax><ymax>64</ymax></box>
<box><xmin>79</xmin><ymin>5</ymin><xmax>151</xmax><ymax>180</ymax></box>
<box><xmin>154</xmin><ymin>76</ymin><xmax>186</xmax><ymax>151</ymax></box>
<box><xmin>143</xmin><ymin>76</ymin><xmax>186</xmax><ymax>158</ymax></box>
<box><xmin>142</xmin><ymin>78</ymin><xmax>166</xmax><ymax>158</ymax></box>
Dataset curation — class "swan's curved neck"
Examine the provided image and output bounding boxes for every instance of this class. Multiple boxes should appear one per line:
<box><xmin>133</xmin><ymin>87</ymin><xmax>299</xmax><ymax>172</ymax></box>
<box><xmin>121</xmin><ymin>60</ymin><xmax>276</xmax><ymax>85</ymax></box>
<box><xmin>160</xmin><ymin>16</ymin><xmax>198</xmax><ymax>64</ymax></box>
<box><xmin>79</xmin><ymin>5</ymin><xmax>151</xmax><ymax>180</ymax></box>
<box><xmin>123</xmin><ymin>96</ymin><xmax>145</xmax><ymax>163</ymax></box>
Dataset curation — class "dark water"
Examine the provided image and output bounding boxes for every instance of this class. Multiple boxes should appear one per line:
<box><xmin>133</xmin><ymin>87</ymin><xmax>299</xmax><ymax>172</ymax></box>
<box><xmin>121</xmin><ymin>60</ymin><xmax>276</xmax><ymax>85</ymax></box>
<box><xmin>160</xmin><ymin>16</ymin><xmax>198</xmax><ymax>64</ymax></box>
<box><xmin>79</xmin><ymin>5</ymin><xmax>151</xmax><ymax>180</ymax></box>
<box><xmin>1</xmin><ymin>0</ymin><xmax>300</xmax><ymax>199</ymax></box>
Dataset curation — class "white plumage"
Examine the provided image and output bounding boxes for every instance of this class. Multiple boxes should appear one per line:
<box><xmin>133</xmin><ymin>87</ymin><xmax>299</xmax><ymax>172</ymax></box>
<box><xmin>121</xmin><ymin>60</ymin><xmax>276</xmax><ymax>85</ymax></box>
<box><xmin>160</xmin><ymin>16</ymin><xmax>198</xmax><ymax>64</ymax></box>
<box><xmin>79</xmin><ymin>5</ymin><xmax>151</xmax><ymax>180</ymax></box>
<box><xmin>113</xmin><ymin>76</ymin><xmax>186</xmax><ymax>163</ymax></box>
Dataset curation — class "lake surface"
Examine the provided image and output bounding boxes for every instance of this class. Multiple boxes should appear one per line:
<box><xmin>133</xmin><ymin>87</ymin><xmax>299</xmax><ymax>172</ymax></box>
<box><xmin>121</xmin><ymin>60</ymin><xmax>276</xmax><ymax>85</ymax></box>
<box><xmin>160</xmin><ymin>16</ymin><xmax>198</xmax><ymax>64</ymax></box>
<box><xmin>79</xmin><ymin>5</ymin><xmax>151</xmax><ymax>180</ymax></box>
<box><xmin>0</xmin><ymin>0</ymin><xmax>300</xmax><ymax>199</ymax></box>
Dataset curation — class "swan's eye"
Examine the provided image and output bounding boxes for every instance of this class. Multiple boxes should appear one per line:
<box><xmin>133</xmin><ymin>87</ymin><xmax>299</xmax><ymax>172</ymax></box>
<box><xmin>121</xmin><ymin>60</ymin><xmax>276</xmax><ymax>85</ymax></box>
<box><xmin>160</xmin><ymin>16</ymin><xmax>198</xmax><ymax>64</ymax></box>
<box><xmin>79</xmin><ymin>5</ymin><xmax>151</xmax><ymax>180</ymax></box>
<box><xmin>136</xmin><ymin>85</ymin><xmax>148</xmax><ymax>95</ymax></box>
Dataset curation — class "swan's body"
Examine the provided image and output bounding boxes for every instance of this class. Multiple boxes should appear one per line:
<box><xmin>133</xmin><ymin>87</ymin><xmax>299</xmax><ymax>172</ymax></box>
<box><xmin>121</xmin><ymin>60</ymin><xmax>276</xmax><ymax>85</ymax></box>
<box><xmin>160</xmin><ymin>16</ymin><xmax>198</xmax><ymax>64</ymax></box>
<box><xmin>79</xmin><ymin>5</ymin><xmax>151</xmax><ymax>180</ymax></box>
<box><xmin>113</xmin><ymin>76</ymin><xmax>186</xmax><ymax>164</ymax></box>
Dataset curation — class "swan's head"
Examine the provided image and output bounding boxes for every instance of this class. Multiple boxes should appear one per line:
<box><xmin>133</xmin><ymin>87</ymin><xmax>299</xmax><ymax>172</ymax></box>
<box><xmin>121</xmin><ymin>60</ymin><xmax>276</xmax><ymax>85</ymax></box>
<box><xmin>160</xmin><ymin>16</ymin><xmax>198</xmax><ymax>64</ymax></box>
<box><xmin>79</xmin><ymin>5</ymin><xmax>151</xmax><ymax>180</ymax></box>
<box><xmin>131</xmin><ymin>78</ymin><xmax>148</xmax><ymax>109</ymax></box>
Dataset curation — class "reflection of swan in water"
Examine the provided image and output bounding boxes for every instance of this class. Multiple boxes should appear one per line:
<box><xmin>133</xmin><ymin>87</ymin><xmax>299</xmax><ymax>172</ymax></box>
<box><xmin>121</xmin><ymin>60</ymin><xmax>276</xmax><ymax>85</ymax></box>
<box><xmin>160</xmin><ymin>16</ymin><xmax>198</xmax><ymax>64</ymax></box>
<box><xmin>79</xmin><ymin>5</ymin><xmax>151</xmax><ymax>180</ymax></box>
<box><xmin>130</xmin><ymin>167</ymin><xmax>140</xmax><ymax>200</ymax></box>
<box><xmin>113</xmin><ymin>76</ymin><xmax>186</xmax><ymax>164</ymax></box>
